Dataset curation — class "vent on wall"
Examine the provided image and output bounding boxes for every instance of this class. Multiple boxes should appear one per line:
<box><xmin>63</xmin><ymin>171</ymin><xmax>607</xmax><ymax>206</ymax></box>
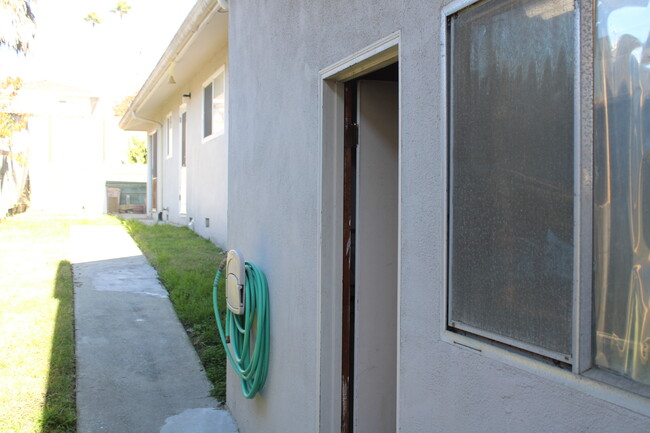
<box><xmin>205</xmin><ymin>217</ymin><xmax>210</xmax><ymax>228</ymax></box>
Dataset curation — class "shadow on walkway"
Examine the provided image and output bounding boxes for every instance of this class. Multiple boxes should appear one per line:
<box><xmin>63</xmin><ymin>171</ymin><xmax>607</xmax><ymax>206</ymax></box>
<box><xmin>41</xmin><ymin>260</ymin><xmax>76</xmax><ymax>433</ymax></box>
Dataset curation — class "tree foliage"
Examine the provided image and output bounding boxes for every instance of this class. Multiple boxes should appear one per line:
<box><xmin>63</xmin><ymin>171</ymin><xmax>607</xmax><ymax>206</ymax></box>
<box><xmin>86</xmin><ymin>1</ymin><xmax>132</xmax><ymax>26</ymax></box>
<box><xmin>0</xmin><ymin>0</ymin><xmax>36</xmax><ymax>54</ymax></box>
<box><xmin>127</xmin><ymin>136</ymin><xmax>146</xmax><ymax>164</ymax></box>
<box><xmin>113</xmin><ymin>94</ymin><xmax>135</xmax><ymax>117</ymax></box>
<box><xmin>0</xmin><ymin>77</ymin><xmax>29</xmax><ymax>140</ymax></box>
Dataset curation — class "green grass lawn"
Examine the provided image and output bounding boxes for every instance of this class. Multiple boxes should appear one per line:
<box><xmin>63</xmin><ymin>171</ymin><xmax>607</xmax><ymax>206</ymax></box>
<box><xmin>0</xmin><ymin>212</ymin><xmax>120</xmax><ymax>433</ymax></box>
<box><xmin>121</xmin><ymin>219</ymin><xmax>228</xmax><ymax>401</ymax></box>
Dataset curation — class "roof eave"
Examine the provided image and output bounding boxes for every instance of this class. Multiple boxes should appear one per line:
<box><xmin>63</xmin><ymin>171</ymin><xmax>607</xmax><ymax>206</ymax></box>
<box><xmin>119</xmin><ymin>0</ymin><xmax>223</xmax><ymax>131</ymax></box>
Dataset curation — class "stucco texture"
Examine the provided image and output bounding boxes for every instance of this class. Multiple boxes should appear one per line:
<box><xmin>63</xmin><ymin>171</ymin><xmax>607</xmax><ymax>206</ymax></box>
<box><xmin>226</xmin><ymin>1</ymin><xmax>650</xmax><ymax>432</ymax></box>
<box><xmin>154</xmin><ymin>46</ymin><xmax>229</xmax><ymax>247</ymax></box>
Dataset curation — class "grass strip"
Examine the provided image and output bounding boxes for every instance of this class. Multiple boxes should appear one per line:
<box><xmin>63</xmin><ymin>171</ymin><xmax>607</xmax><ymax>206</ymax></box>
<box><xmin>121</xmin><ymin>219</ymin><xmax>227</xmax><ymax>401</ymax></box>
<box><xmin>0</xmin><ymin>213</ymin><xmax>120</xmax><ymax>433</ymax></box>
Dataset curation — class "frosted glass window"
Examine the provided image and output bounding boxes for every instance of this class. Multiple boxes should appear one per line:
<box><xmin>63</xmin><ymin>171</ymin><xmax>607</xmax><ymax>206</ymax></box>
<box><xmin>594</xmin><ymin>0</ymin><xmax>650</xmax><ymax>385</ymax></box>
<box><xmin>447</xmin><ymin>0</ymin><xmax>575</xmax><ymax>358</ymax></box>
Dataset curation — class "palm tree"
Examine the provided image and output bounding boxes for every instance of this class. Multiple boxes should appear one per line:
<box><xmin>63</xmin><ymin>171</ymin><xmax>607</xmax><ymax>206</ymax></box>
<box><xmin>84</xmin><ymin>12</ymin><xmax>102</xmax><ymax>27</ymax></box>
<box><xmin>111</xmin><ymin>1</ymin><xmax>132</xmax><ymax>19</ymax></box>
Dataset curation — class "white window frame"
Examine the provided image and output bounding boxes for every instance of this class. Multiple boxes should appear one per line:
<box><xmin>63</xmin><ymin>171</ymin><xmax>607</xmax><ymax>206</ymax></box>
<box><xmin>165</xmin><ymin>112</ymin><xmax>173</xmax><ymax>159</ymax></box>
<box><xmin>440</xmin><ymin>0</ymin><xmax>650</xmax><ymax>411</ymax></box>
<box><xmin>202</xmin><ymin>65</ymin><xmax>226</xmax><ymax>142</ymax></box>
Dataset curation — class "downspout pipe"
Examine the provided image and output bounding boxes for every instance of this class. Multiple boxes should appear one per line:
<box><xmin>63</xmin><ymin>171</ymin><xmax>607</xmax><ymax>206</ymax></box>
<box><xmin>131</xmin><ymin>110</ymin><xmax>163</xmax><ymax>217</ymax></box>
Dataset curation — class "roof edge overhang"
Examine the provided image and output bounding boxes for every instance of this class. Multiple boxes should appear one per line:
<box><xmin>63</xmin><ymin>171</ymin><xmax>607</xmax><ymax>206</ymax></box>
<box><xmin>120</xmin><ymin>0</ymin><xmax>226</xmax><ymax>131</ymax></box>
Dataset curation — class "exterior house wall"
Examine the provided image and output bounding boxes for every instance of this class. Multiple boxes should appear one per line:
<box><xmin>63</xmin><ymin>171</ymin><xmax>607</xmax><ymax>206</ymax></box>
<box><xmin>28</xmin><ymin>114</ymin><xmax>106</xmax><ymax>213</ymax></box>
<box><xmin>144</xmin><ymin>45</ymin><xmax>228</xmax><ymax>247</ymax></box>
<box><xmin>226</xmin><ymin>1</ymin><xmax>650</xmax><ymax>433</ymax></box>
<box><xmin>9</xmin><ymin>82</ymin><xmax>145</xmax><ymax>215</ymax></box>
<box><xmin>186</xmin><ymin>47</ymin><xmax>229</xmax><ymax>245</ymax></box>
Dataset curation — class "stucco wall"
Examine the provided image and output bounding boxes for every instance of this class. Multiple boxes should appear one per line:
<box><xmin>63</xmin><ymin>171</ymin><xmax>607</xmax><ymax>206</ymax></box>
<box><xmin>186</xmin><ymin>47</ymin><xmax>229</xmax><ymax>247</ymax></box>
<box><xmin>227</xmin><ymin>1</ymin><xmax>650</xmax><ymax>432</ymax></box>
<box><xmin>153</xmin><ymin>45</ymin><xmax>228</xmax><ymax>247</ymax></box>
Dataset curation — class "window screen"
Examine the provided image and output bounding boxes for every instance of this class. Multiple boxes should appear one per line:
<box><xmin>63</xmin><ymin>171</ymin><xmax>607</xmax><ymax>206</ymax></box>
<box><xmin>447</xmin><ymin>0</ymin><xmax>575</xmax><ymax>357</ymax></box>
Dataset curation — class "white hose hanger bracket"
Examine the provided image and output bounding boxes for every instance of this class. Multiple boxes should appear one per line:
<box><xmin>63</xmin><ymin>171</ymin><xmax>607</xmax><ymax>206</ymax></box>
<box><xmin>225</xmin><ymin>249</ymin><xmax>245</xmax><ymax>314</ymax></box>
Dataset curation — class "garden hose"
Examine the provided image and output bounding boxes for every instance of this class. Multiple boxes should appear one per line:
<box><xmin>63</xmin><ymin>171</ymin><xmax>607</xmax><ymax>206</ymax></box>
<box><xmin>213</xmin><ymin>257</ymin><xmax>269</xmax><ymax>399</ymax></box>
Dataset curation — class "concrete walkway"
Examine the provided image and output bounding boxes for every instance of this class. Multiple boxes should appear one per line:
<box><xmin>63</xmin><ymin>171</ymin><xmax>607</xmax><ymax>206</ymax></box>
<box><xmin>71</xmin><ymin>224</ymin><xmax>238</xmax><ymax>433</ymax></box>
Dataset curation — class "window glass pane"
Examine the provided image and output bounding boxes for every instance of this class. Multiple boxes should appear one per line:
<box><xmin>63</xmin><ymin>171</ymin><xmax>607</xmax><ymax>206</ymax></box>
<box><xmin>448</xmin><ymin>0</ymin><xmax>575</xmax><ymax>356</ymax></box>
<box><xmin>203</xmin><ymin>82</ymin><xmax>212</xmax><ymax>138</ymax></box>
<box><xmin>212</xmin><ymin>71</ymin><xmax>225</xmax><ymax>136</ymax></box>
<box><xmin>594</xmin><ymin>0</ymin><xmax>650</xmax><ymax>384</ymax></box>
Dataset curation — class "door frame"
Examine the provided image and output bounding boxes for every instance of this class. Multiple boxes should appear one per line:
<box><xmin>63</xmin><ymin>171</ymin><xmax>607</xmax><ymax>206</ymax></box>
<box><xmin>317</xmin><ymin>32</ymin><xmax>401</xmax><ymax>433</ymax></box>
<box><xmin>179</xmin><ymin>105</ymin><xmax>188</xmax><ymax>215</ymax></box>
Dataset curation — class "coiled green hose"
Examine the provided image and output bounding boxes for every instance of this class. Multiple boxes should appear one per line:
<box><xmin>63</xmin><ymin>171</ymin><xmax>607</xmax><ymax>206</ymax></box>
<box><xmin>213</xmin><ymin>258</ymin><xmax>269</xmax><ymax>399</ymax></box>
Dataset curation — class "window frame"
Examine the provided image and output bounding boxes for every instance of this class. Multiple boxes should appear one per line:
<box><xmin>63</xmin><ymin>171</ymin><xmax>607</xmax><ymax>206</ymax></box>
<box><xmin>441</xmin><ymin>0</ymin><xmax>593</xmax><ymax>378</ymax></box>
<box><xmin>179</xmin><ymin>104</ymin><xmax>188</xmax><ymax>216</ymax></box>
<box><xmin>202</xmin><ymin>65</ymin><xmax>226</xmax><ymax>142</ymax></box>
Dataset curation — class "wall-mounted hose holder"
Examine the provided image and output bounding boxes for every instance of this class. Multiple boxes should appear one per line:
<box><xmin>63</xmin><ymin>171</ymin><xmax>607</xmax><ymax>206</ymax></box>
<box><xmin>213</xmin><ymin>251</ymin><xmax>269</xmax><ymax>399</ymax></box>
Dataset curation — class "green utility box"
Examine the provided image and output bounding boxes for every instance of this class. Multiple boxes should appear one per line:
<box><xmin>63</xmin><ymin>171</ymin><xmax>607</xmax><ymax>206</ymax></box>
<box><xmin>105</xmin><ymin>181</ymin><xmax>146</xmax><ymax>214</ymax></box>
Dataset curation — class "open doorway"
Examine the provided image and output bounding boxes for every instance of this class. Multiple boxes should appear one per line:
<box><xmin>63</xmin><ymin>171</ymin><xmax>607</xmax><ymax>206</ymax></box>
<box><xmin>341</xmin><ymin>62</ymin><xmax>399</xmax><ymax>433</ymax></box>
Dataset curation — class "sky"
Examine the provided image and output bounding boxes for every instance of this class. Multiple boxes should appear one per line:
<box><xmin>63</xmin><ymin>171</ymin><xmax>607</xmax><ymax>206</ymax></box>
<box><xmin>1</xmin><ymin>0</ymin><xmax>195</xmax><ymax>102</ymax></box>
